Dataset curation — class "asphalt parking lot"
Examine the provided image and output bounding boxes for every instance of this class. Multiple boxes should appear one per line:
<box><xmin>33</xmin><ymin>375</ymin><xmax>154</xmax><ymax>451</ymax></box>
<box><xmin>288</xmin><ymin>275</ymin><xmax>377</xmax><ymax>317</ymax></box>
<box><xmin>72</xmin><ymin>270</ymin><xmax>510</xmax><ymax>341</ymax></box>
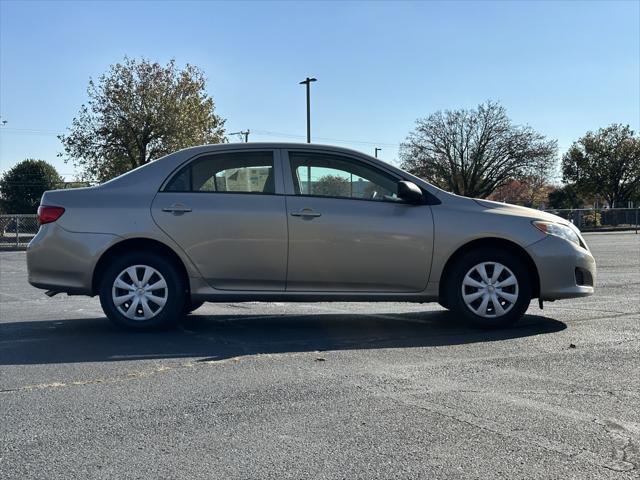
<box><xmin>1</xmin><ymin>232</ymin><xmax>639</xmax><ymax>479</ymax></box>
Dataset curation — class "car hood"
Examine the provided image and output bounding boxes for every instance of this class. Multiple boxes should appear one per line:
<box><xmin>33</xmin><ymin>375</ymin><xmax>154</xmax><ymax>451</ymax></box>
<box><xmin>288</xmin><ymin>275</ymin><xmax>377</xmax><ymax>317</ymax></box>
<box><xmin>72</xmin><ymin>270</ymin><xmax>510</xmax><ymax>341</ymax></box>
<box><xmin>472</xmin><ymin>198</ymin><xmax>570</xmax><ymax>225</ymax></box>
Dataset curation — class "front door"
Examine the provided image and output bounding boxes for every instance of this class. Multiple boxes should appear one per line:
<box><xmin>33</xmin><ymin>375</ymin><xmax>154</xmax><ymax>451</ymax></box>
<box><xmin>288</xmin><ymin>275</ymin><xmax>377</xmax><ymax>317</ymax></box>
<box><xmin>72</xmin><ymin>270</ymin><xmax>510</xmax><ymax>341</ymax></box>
<box><xmin>152</xmin><ymin>150</ymin><xmax>288</xmax><ymax>291</ymax></box>
<box><xmin>284</xmin><ymin>150</ymin><xmax>434</xmax><ymax>292</ymax></box>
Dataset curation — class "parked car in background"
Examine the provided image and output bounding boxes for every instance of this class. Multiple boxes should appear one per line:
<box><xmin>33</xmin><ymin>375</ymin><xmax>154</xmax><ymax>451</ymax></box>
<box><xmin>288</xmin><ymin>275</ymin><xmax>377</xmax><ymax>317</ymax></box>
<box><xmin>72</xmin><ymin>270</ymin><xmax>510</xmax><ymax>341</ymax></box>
<box><xmin>27</xmin><ymin>143</ymin><xmax>596</xmax><ymax>330</ymax></box>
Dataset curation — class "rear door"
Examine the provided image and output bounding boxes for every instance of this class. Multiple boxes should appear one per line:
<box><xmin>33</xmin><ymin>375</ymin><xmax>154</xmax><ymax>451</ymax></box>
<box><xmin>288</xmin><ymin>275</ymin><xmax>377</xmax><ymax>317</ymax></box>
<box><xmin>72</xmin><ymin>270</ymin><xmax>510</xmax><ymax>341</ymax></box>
<box><xmin>151</xmin><ymin>149</ymin><xmax>288</xmax><ymax>291</ymax></box>
<box><xmin>283</xmin><ymin>149</ymin><xmax>434</xmax><ymax>292</ymax></box>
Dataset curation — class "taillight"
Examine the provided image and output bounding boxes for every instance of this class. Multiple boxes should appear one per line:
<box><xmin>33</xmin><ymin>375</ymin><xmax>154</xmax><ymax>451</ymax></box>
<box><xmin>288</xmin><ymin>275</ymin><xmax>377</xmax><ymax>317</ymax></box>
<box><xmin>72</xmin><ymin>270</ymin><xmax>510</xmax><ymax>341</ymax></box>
<box><xmin>37</xmin><ymin>205</ymin><xmax>65</xmax><ymax>225</ymax></box>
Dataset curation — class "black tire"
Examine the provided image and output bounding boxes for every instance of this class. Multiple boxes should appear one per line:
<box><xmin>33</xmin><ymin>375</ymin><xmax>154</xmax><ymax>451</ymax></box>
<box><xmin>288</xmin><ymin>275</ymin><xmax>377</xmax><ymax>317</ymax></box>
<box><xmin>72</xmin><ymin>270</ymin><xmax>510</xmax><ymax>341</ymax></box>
<box><xmin>99</xmin><ymin>251</ymin><xmax>187</xmax><ymax>331</ymax></box>
<box><xmin>185</xmin><ymin>299</ymin><xmax>205</xmax><ymax>314</ymax></box>
<box><xmin>443</xmin><ymin>247</ymin><xmax>532</xmax><ymax>328</ymax></box>
<box><xmin>438</xmin><ymin>299</ymin><xmax>451</xmax><ymax>310</ymax></box>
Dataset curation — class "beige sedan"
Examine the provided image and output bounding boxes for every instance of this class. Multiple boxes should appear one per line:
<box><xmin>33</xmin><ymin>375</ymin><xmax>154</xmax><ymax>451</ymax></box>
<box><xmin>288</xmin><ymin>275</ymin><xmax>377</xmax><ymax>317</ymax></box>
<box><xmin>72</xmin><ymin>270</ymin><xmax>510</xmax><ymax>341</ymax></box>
<box><xmin>27</xmin><ymin>143</ymin><xmax>595</xmax><ymax>330</ymax></box>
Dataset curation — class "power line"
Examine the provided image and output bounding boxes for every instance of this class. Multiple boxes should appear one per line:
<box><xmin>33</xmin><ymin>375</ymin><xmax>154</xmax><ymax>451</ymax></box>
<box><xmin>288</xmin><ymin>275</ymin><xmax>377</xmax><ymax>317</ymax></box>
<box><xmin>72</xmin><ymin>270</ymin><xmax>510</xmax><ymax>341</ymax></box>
<box><xmin>251</xmin><ymin>129</ymin><xmax>401</xmax><ymax>148</ymax></box>
<box><xmin>0</xmin><ymin>126</ymin><xmax>403</xmax><ymax>148</ymax></box>
<box><xmin>0</xmin><ymin>128</ymin><xmax>63</xmax><ymax>136</ymax></box>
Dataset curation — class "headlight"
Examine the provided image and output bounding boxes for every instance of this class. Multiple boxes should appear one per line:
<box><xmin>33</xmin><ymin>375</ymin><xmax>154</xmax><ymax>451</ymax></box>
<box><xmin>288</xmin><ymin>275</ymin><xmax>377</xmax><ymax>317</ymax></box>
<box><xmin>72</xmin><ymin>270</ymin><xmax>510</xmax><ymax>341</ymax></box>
<box><xmin>533</xmin><ymin>221</ymin><xmax>581</xmax><ymax>246</ymax></box>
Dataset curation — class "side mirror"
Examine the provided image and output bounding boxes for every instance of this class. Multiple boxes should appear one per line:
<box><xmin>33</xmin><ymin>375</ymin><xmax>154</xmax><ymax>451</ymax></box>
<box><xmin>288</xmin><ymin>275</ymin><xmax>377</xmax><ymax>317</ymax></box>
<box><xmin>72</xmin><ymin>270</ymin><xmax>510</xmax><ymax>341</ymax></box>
<box><xmin>397</xmin><ymin>181</ymin><xmax>424</xmax><ymax>204</ymax></box>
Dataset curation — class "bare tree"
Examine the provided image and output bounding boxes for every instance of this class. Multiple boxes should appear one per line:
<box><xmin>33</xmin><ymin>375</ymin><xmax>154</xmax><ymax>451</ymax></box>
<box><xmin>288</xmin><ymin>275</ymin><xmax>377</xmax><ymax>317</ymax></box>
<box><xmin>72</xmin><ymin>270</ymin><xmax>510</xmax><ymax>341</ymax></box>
<box><xmin>399</xmin><ymin>101</ymin><xmax>557</xmax><ymax>198</ymax></box>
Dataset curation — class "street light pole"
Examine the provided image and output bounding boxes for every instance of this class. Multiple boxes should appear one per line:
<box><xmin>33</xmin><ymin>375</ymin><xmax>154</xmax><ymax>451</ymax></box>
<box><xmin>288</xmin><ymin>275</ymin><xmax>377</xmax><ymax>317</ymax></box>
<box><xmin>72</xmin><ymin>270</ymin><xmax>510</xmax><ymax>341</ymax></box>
<box><xmin>374</xmin><ymin>147</ymin><xmax>382</xmax><ymax>158</ymax></box>
<box><xmin>299</xmin><ymin>77</ymin><xmax>317</xmax><ymax>143</ymax></box>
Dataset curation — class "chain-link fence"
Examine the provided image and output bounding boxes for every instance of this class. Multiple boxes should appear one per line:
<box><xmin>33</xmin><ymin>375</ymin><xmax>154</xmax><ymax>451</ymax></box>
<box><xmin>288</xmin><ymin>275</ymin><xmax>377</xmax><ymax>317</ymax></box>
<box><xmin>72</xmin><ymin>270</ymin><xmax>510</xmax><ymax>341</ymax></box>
<box><xmin>543</xmin><ymin>208</ymin><xmax>639</xmax><ymax>232</ymax></box>
<box><xmin>0</xmin><ymin>214</ymin><xmax>39</xmax><ymax>248</ymax></box>
<box><xmin>0</xmin><ymin>207</ymin><xmax>637</xmax><ymax>251</ymax></box>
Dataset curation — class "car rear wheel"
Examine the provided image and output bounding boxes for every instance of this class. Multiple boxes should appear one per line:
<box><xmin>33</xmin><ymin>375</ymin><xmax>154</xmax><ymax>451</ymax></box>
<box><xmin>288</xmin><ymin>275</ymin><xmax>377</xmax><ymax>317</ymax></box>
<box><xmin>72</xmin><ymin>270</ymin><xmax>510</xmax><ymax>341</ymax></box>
<box><xmin>445</xmin><ymin>248</ymin><xmax>532</xmax><ymax>328</ymax></box>
<box><xmin>99</xmin><ymin>252</ymin><xmax>186</xmax><ymax>330</ymax></box>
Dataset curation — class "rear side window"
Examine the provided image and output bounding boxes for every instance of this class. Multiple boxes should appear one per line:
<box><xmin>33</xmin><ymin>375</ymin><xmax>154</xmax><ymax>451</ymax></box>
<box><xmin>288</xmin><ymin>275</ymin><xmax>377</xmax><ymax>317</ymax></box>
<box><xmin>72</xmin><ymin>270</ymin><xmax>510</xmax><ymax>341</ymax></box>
<box><xmin>165</xmin><ymin>151</ymin><xmax>275</xmax><ymax>194</ymax></box>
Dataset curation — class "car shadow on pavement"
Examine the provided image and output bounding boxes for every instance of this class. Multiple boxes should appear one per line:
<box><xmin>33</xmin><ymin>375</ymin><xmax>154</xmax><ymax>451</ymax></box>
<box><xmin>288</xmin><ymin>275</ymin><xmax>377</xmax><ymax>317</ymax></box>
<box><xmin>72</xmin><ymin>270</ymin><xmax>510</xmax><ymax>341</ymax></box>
<box><xmin>0</xmin><ymin>310</ymin><xmax>566</xmax><ymax>365</ymax></box>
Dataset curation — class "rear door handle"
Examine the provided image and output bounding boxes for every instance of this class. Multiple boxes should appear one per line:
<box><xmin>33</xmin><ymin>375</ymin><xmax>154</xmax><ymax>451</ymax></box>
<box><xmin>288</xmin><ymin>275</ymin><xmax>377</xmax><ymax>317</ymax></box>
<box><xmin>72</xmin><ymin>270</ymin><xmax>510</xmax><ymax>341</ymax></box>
<box><xmin>290</xmin><ymin>209</ymin><xmax>321</xmax><ymax>218</ymax></box>
<box><xmin>162</xmin><ymin>204</ymin><xmax>192</xmax><ymax>214</ymax></box>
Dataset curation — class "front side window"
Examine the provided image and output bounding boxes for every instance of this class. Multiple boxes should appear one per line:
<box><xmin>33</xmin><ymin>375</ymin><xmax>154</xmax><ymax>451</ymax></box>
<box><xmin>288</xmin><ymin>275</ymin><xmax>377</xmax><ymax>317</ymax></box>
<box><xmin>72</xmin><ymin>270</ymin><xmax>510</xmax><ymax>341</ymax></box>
<box><xmin>289</xmin><ymin>152</ymin><xmax>400</xmax><ymax>202</ymax></box>
<box><xmin>165</xmin><ymin>151</ymin><xmax>275</xmax><ymax>194</ymax></box>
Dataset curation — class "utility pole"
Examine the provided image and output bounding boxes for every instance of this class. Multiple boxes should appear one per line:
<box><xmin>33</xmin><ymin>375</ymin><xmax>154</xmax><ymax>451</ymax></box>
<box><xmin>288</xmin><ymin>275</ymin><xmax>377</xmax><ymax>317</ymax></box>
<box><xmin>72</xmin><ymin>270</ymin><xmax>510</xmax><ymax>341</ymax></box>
<box><xmin>374</xmin><ymin>147</ymin><xmax>382</xmax><ymax>158</ymax></box>
<box><xmin>229</xmin><ymin>130</ymin><xmax>250</xmax><ymax>142</ymax></box>
<box><xmin>299</xmin><ymin>77</ymin><xmax>317</xmax><ymax>143</ymax></box>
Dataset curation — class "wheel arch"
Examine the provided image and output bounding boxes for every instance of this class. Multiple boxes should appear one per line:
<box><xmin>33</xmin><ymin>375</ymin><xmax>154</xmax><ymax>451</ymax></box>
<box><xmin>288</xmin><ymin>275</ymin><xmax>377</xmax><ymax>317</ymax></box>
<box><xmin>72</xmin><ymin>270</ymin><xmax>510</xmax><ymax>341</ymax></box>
<box><xmin>438</xmin><ymin>237</ymin><xmax>540</xmax><ymax>302</ymax></box>
<box><xmin>91</xmin><ymin>237</ymin><xmax>190</xmax><ymax>295</ymax></box>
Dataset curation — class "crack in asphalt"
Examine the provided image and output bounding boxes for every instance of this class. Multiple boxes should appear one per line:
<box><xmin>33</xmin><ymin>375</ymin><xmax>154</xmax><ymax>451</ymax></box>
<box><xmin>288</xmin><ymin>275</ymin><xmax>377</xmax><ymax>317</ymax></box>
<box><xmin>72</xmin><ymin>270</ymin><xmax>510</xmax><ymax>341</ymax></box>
<box><xmin>454</xmin><ymin>388</ymin><xmax>639</xmax><ymax>399</ymax></box>
<box><xmin>382</xmin><ymin>391</ymin><xmax>638</xmax><ymax>473</ymax></box>
<box><xmin>0</xmin><ymin>357</ymin><xmax>244</xmax><ymax>393</ymax></box>
<box><xmin>593</xmin><ymin>418</ymin><xmax>640</xmax><ymax>471</ymax></box>
<box><xmin>1</xmin><ymin>330</ymin><xmax>638</xmax><ymax>394</ymax></box>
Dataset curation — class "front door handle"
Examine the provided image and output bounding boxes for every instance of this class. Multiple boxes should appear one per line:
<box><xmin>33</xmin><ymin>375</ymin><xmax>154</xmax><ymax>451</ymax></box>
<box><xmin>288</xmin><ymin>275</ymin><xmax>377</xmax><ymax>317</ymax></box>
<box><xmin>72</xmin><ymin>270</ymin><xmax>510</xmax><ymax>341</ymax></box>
<box><xmin>162</xmin><ymin>204</ymin><xmax>192</xmax><ymax>214</ymax></box>
<box><xmin>290</xmin><ymin>208</ymin><xmax>322</xmax><ymax>218</ymax></box>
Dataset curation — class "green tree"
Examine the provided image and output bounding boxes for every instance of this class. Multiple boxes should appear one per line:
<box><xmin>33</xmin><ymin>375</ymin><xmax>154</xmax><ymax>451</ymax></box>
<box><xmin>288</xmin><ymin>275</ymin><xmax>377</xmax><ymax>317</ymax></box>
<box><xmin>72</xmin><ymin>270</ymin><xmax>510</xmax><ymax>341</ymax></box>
<box><xmin>312</xmin><ymin>175</ymin><xmax>350</xmax><ymax>197</ymax></box>
<box><xmin>59</xmin><ymin>57</ymin><xmax>226</xmax><ymax>182</ymax></box>
<box><xmin>0</xmin><ymin>159</ymin><xmax>63</xmax><ymax>213</ymax></box>
<box><xmin>562</xmin><ymin>124</ymin><xmax>640</xmax><ymax>207</ymax></box>
<box><xmin>399</xmin><ymin>101</ymin><xmax>557</xmax><ymax>198</ymax></box>
<box><xmin>547</xmin><ymin>184</ymin><xmax>584</xmax><ymax>209</ymax></box>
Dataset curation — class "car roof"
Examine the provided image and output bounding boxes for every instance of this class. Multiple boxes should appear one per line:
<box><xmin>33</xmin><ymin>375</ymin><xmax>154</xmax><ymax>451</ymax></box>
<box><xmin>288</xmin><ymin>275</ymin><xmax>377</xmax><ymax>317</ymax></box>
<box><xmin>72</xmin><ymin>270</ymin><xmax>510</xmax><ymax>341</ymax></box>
<box><xmin>98</xmin><ymin>143</ymin><xmax>379</xmax><ymax>190</ymax></box>
<box><xmin>98</xmin><ymin>141</ymin><xmax>445</xmax><ymax>199</ymax></box>
<box><xmin>173</xmin><ymin>142</ymin><xmax>377</xmax><ymax>158</ymax></box>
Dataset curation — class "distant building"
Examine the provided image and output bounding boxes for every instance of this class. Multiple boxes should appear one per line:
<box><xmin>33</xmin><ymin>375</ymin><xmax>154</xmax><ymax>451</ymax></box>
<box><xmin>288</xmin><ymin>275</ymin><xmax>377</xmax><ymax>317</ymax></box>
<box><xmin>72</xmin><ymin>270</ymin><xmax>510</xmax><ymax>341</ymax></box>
<box><xmin>215</xmin><ymin>167</ymin><xmax>271</xmax><ymax>192</ymax></box>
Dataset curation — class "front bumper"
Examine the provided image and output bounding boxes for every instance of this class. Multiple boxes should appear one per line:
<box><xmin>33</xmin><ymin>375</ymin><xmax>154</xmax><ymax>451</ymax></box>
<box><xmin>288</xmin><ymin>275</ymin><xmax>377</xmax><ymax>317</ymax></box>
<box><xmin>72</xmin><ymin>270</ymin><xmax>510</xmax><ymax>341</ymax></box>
<box><xmin>526</xmin><ymin>235</ymin><xmax>596</xmax><ymax>300</ymax></box>
<box><xmin>27</xmin><ymin>223</ymin><xmax>119</xmax><ymax>295</ymax></box>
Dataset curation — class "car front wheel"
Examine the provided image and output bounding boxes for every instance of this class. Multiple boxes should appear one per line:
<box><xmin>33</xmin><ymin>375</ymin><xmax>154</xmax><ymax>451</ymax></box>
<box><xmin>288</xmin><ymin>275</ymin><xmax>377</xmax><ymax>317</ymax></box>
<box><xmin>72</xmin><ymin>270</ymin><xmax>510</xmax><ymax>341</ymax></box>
<box><xmin>445</xmin><ymin>248</ymin><xmax>532</xmax><ymax>328</ymax></box>
<box><xmin>99</xmin><ymin>252</ymin><xmax>186</xmax><ymax>330</ymax></box>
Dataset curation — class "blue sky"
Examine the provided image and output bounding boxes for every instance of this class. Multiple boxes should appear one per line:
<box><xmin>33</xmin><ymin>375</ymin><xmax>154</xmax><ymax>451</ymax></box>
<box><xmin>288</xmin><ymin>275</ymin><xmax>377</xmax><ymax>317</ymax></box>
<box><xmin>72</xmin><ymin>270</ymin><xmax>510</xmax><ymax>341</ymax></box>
<box><xmin>0</xmin><ymin>0</ymin><xmax>638</xmax><ymax>180</ymax></box>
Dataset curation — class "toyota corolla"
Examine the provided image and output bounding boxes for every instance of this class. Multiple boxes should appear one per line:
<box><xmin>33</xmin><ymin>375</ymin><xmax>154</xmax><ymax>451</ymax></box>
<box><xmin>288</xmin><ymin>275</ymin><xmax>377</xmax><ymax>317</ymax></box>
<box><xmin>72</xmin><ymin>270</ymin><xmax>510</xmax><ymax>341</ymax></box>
<box><xmin>27</xmin><ymin>143</ymin><xmax>596</xmax><ymax>330</ymax></box>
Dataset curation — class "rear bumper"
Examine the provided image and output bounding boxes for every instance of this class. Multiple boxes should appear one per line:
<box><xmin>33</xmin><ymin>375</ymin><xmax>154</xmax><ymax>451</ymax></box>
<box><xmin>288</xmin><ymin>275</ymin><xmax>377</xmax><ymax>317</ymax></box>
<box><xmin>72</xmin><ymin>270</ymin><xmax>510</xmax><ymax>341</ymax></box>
<box><xmin>27</xmin><ymin>223</ymin><xmax>119</xmax><ymax>295</ymax></box>
<box><xmin>526</xmin><ymin>235</ymin><xmax>596</xmax><ymax>300</ymax></box>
